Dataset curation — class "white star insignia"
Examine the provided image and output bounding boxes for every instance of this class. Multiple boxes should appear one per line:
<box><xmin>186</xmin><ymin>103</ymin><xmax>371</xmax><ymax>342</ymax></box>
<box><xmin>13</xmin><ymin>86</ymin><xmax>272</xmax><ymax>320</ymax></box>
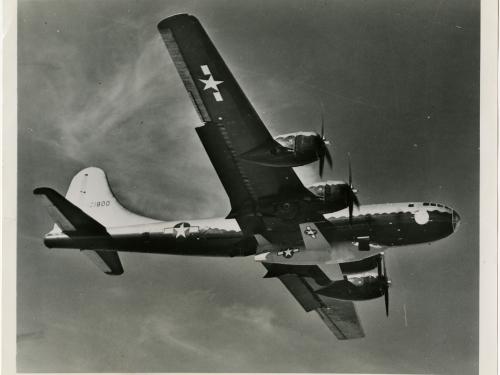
<box><xmin>199</xmin><ymin>65</ymin><xmax>224</xmax><ymax>101</ymax></box>
<box><xmin>174</xmin><ymin>223</ymin><xmax>189</xmax><ymax>238</ymax></box>
<box><xmin>199</xmin><ymin>75</ymin><xmax>223</xmax><ymax>91</ymax></box>
<box><xmin>304</xmin><ymin>226</ymin><xmax>318</xmax><ymax>238</ymax></box>
<box><xmin>277</xmin><ymin>248</ymin><xmax>299</xmax><ymax>259</ymax></box>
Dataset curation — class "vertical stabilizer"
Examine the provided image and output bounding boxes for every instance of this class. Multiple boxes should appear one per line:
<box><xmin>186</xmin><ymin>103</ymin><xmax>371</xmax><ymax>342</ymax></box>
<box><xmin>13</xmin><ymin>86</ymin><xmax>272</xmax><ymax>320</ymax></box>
<box><xmin>64</xmin><ymin>167</ymin><xmax>159</xmax><ymax>228</ymax></box>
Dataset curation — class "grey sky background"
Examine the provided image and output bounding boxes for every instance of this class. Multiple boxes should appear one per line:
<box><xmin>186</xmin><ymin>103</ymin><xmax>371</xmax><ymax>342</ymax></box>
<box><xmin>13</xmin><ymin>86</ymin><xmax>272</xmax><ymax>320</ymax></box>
<box><xmin>18</xmin><ymin>0</ymin><xmax>479</xmax><ymax>373</ymax></box>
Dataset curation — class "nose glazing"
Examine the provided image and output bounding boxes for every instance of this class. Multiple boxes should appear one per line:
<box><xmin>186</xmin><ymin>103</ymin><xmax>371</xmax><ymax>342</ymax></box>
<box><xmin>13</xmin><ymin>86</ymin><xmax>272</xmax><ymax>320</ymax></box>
<box><xmin>451</xmin><ymin>210</ymin><xmax>461</xmax><ymax>231</ymax></box>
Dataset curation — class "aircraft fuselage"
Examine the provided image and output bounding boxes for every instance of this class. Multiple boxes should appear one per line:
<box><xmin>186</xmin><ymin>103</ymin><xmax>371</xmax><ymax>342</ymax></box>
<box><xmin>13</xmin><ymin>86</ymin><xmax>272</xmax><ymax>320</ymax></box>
<box><xmin>44</xmin><ymin>202</ymin><xmax>460</xmax><ymax>264</ymax></box>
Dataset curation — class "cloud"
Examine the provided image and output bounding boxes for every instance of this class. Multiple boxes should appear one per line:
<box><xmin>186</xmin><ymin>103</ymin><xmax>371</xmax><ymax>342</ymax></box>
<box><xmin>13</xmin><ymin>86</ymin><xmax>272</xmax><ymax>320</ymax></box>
<box><xmin>138</xmin><ymin>316</ymin><xmax>228</xmax><ymax>366</ymax></box>
<box><xmin>221</xmin><ymin>304</ymin><xmax>276</xmax><ymax>332</ymax></box>
<box><xmin>46</xmin><ymin>36</ymin><xmax>182</xmax><ymax>159</ymax></box>
<box><xmin>17</xmin><ymin>330</ymin><xmax>45</xmax><ymax>343</ymax></box>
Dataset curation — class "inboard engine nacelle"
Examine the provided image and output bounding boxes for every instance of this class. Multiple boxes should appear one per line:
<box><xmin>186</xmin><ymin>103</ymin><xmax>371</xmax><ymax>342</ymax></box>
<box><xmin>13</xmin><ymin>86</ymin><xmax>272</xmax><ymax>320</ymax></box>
<box><xmin>307</xmin><ymin>181</ymin><xmax>357</xmax><ymax>213</ymax></box>
<box><xmin>239</xmin><ymin>131</ymin><xmax>332</xmax><ymax>172</ymax></box>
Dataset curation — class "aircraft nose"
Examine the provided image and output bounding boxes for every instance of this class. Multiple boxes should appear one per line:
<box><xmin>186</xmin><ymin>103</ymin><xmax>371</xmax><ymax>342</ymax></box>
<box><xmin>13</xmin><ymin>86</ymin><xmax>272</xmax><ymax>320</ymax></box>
<box><xmin>451</xmin><ymin>210</ymin><xmax>461</xmax><ymax>232</ymax></box>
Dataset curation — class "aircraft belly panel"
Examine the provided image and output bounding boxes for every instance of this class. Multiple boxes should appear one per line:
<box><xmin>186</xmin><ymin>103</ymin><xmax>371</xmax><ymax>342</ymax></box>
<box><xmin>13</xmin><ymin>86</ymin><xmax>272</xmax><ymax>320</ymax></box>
<box><xmin>255</xmin><ymin>241</ymin><xmax>387</xmax><ymax>265</ymax></box>
<box><xmin>106</xmin><ymin>231</ymin><xmax>255</xmax><ymax>257</ymax></box>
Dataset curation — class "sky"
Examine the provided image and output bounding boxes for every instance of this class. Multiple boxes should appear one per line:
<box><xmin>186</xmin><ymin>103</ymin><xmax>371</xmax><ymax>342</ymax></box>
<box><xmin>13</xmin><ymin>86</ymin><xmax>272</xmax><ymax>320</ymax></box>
<box><xmin>17</xmin><ymin>0</ymin><xmax>479</xmax><ymax>373</ymax></box>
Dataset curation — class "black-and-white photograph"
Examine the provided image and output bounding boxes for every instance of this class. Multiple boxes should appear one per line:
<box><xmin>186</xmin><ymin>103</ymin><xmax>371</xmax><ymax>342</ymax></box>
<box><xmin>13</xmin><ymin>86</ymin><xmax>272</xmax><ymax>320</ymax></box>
<box><xmin>14</xmin><ymin>0</ymin><xmax>486</xmax><ymax>373</ymax></box>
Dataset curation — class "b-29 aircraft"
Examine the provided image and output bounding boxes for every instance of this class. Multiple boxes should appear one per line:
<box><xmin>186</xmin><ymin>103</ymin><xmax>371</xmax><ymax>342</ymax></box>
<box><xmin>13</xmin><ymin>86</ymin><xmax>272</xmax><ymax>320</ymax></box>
<box><xmin>35</xmin><ymin>14</ymin><xmax>461</xmax><ymax>340</ymax></box>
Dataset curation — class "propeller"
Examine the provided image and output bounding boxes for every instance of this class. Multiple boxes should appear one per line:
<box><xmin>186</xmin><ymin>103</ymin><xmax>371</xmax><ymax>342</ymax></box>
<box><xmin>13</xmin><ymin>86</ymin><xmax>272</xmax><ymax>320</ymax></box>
<box><xmin>316</xmin><ymin>112</ymin><xmax>333</xmax><ymax>178</ymax></box>
<box><xmin>346</xmin><ymin>154</ymin><xmax>360</xmax><ymax>225</ymax></box>
<box><xmin>377</xmin><ymin>253</ymin><xmax>392</xmax><ymax>317</ymax></box>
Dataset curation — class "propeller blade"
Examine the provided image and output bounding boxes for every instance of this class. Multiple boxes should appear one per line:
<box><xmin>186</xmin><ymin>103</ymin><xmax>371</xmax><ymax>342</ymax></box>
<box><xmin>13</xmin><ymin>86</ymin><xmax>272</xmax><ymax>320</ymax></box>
<box><xmin>382</xmin><ymin>252</ymin><xmax>387</xmax><ymax>278</ymax></box>
<box><xmin>377</xmin><ymin>255</ymin><xmax>382</xmax><ymax>276</ymax></box>
<box><xmin>348</xmin><ymin>200</ymin><xmax>353</xmax><ymax>225</ymax></box>
<box><xmin>381</xmin><ymin>253</ymin><xmax>389</xmax><ymax>317</ymax></box>
<box><xmin>348</xmin><ymin>154</ymin><xmax>353</xmax><ymax>187</ymax></box>
<box><xmin>319</xmin><ymin>154</ymin><xmax>325</xmax><ymax>178</ymax></box>
<box><xmin>320</xmin><ymin>112</ymin><xmax>325</xmax><ymax>139</ymax></box>
<box><xmin>352</xmin><ymin>193</ymin><xmax>360</xmax><ymax>208</ymax></box>
<box><xmin>346</xmin><ymin>154</ymin><xmax>358</xmax><ymax>225</ymax></box>
<box><xmin>384</xmin><ymin>288</ymin><xmax>389</xmax><ymax>317</ymax></box>
<box><xmin>315</xmin><ymin>108</ymin><xmax>332</xmax><ymax>178</ymax></box>
<box><xmin>325</xmin><ymin>147</ymin><xmax>333</xmax><ymax>167</ymax></box>
<box><xmin>319</xmin><ymin>100</ymin><xmax>326</xmax><ymax>138</ymax></box>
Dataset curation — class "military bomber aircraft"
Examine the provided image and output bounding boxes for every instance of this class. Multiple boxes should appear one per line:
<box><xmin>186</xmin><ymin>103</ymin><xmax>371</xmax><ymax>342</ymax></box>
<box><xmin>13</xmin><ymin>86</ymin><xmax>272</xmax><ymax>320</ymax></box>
<box><xmin>35</xmin><ymin>14</ymin><xmax>461</xmax><ymax>340</ymax></box>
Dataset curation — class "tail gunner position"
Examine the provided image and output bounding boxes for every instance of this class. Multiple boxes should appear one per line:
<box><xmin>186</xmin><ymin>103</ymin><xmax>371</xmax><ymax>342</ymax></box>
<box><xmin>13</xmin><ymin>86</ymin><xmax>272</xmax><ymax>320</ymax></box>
<box><xmin>35</xmin><ymin>14</ymin><xmax>461</xmax><ymax>340</ymax></box>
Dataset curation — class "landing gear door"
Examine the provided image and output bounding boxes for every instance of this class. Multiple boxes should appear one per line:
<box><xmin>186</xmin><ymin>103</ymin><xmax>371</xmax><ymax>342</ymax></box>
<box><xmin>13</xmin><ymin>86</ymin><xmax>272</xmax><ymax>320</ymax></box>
<box><xmin>299</xmin><ymin>222</ymin><xmax>331</xmax><ymax>251</ymax></box>
<box><xmin>255</xmin><ymin>222</ymin><xmax>340</xmax><ymax>267</ymax></box>
<box><xmin>299</xmin><ymin>223</ymin><xmax>343</xmax><ymax>280</ymax></box>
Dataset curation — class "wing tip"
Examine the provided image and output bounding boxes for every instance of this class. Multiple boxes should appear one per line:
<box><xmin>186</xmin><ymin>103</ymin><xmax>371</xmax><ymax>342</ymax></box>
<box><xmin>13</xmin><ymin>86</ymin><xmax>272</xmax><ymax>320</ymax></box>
<box><xmin>105</xmin><ymin>270</ymin><xmax>124</xmax><ymax>276</ymax></box>
<box><xmin>157</xmin><ymin>13</ymin><xmax>199</xmax><ymax>31</ymax></box>
<box><xmin>33</xmin><ymin>187</ymin><xmax>58</xmax><ymax>196</ymax></box>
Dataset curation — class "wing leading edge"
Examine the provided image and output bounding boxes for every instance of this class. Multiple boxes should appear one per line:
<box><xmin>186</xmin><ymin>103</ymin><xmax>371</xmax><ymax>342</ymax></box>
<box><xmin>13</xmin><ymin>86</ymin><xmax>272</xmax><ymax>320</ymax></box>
<box><xmin>158</xmin><ymin>14</ymin><xmax>313</xmax><ymax>220</ymax></box>
<box><xmin>263</xmin><ymin>263</ymin><xmax>365</xmax><ymax>340</ymax></box>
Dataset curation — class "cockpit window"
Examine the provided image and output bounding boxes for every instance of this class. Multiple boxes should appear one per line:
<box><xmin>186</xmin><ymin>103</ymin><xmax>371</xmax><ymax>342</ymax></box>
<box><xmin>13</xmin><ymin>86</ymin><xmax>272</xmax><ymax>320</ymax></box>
<box><xmin>430</xmin><ymin>203</ymin><xmax>436</xmax><ymax>206</ymax></box>
<box><xmin>408</xmin><ymin>203</ymin><xmax>414</xmax><ymax>207</ymax></box>
<box><xmin>423</xmin><ymin>203</ymin><xmax>429</xmax><ymax>206</ymax></box>
<box><xmin>438</xmin><ymin>204</ymin><xmax>443</xmax><ymax>207</ymax></box>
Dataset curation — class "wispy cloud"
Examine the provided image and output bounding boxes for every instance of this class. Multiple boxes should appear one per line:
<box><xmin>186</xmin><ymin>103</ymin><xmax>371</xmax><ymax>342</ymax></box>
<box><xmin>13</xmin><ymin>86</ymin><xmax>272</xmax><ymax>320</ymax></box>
<box><xmin>221</xmin><ymin>303</ymin><xmax>276</xmax><ymax>332</ymax></box>
<box><xmin>17</xmin><ymin>330</ymin><xmax>45</xmax><ymax>343</ymax></box>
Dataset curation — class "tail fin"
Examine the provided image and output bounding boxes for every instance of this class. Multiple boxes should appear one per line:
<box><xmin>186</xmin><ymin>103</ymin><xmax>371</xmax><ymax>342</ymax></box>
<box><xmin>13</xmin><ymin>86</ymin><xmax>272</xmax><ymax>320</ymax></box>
<box><xmin>34</xmin><ymin>186</ymin><xmax>125</xmax><ymax>275</ymax></box>
<box><xmin>63</xmin><ymin>167</ymin><xmax>157</xmax><ymax>228</ymax></box>
<box><xmin>34</xmin><ymin>167</ymin><xmax>155</xmax><ymax>276</ymax></box>
<box><xmin>34</xmin><ymin>187</ymin><xmax>109</xmax><ymax>235</ymax></box>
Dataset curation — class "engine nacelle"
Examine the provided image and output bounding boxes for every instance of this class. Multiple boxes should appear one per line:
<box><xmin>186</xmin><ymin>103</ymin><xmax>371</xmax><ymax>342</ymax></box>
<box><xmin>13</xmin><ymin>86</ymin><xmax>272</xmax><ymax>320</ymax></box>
<box><xmin>340</xmin><ymin>256</ymin><xmax>379</xmax><ymax>274</ymax></box>
<box><xmin>316</xmin><ymin>255</ymin><xmax>390</xmax><ymax>302</ymax></box>
<box><xmin>316</xmin><ymin>273</ymin><xmax>385</xmax><ymax>301</ymax></box>
<box><xmin>238</xmin><ymin>132</ymin><xmax>324</xmax><ymax>167</ymax></box>
<box><xmin>307</xmin><ymin>181</ymin><xmax>352</xmax><ymax>213</ymax></box>
<box><xmin>274</xmin><ymin>131</ymin><xmax>319</xmax><ymax>157</ymax></box>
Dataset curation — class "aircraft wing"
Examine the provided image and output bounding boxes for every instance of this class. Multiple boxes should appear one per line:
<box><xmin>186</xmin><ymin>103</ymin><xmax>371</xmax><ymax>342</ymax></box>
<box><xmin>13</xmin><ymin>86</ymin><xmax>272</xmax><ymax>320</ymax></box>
<box><xmin>158</xmin><ymin>14</ymin><xmax>314</xmax><ymax>219</ymax></box>
<box><xmin>263</xmin><ymin>263</ymin><xmax>365</xmax><ymax>340</ymax></box>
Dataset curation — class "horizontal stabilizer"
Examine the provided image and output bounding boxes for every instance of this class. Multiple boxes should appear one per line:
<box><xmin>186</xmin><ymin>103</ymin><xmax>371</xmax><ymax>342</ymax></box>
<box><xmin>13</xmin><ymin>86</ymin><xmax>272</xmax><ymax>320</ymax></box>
<box><xmin>81</xmin><ymin>250</ymin><xmax>124</xmax><ymax>275</ymax></box>
<box><xmin>34</xmin><ymin>187</ymin><xmax>108</xmax><ymax>236</ymax></box>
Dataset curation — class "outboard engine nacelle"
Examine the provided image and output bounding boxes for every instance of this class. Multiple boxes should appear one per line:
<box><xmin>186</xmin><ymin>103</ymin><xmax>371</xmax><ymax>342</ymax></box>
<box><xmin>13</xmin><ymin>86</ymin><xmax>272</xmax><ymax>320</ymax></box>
<box><xmin>316</xmin><ymin>254</ymin><xmax>392</xmax><ymax>316</ymax></box>
<box><xmin>238</xmin><ymin>131</ymin><xmax>332</xmax><ymax>176</ymax></box>
<box><xmin>316</xmin><ymin>255</ymin><xmax>389</xmax><ymax>301</ymax></box>
<box><xmin>316</xmin><ymin>273</ymin><xmax>385</xmax><ymax>301</ymax></box>
<box><xmin>307</xmin><ymin>181</ymin><xmax>354</xmax><ymax>213</ymax></box>
<box><xmin>275</xmin><ymin>132</ymin><xmax>318</xmax><ymax>158</ymax></box>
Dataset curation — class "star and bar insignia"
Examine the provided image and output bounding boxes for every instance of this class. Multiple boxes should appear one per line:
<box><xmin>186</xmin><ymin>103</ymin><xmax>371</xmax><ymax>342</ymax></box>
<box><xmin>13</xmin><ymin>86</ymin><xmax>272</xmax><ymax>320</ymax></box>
<box><xmin>277</xmin><ymin>248</ymin><xmax>300</xmax><ymax>259</ymax></box>
<box><xmin>199</xmin><ymin>65</ymin><xmax>224</xmax><ymax>102</ymax></box>
<box><xmin>304</xmin><ymin>226</ymin><xmax>318</xmax><ymax>238</ymax></box>
<box><xmin>164</xmin><ymin>222</ymin><xmax>199</xmax><ymax>238</ymax></box>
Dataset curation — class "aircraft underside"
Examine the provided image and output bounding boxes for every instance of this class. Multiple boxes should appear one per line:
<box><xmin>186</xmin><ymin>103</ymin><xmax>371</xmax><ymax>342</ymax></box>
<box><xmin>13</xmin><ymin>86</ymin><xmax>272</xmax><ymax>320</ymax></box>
<box><xmin>34</xmin><ymin>13</ymin><xmax>462</xmax><ymax>340</ymax></box>
<box><xmin>43</xmin><ymin>200</ymin><xmax>458</xmax><ymax>262</ymax></box>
